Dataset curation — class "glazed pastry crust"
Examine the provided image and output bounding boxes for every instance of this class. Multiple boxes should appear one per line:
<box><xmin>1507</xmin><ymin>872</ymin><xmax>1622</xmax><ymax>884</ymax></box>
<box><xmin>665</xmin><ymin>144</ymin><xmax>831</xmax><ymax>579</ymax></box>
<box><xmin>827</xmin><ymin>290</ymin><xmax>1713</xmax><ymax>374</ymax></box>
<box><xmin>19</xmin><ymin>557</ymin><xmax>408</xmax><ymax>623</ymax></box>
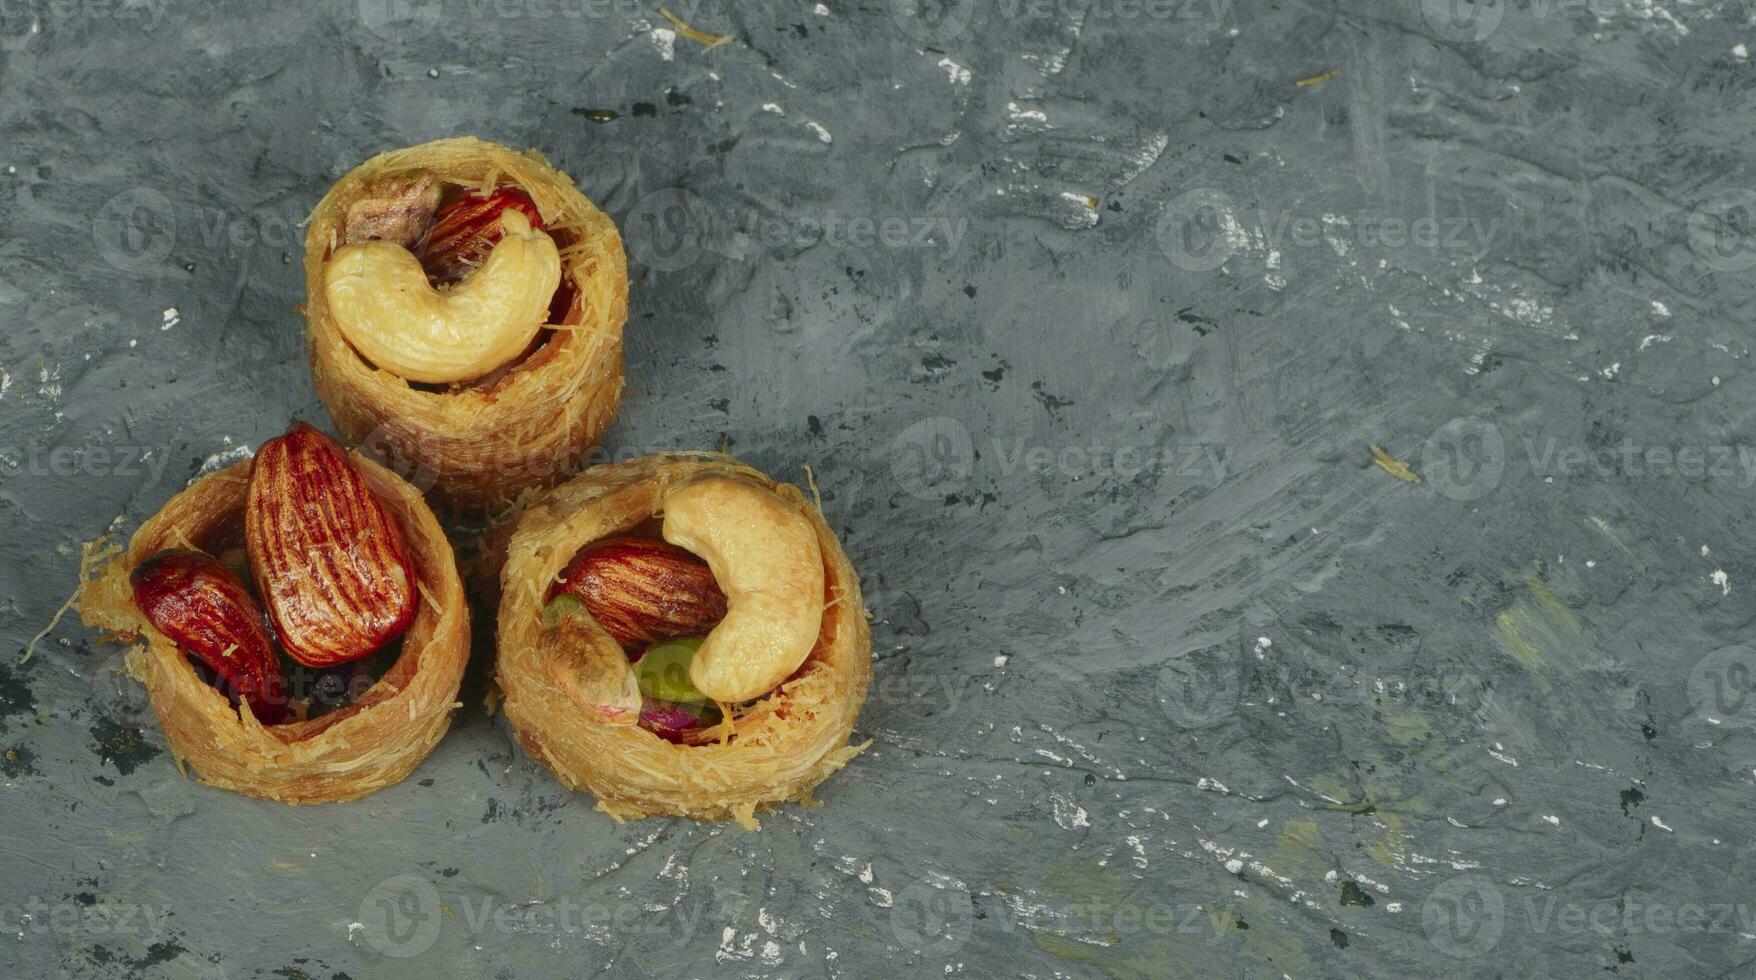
<box><xmin>495</xmin><ymin>454</ymin><xmax>871</xmax><ymax>827</ymax></box>
<box><xmin>304</xmin><ymin>136</ymin><xmax>628</xmax><ymax>514</ymax></box>
<box><xmin>77</xmin><ymin>458</ymin><xmax>469</xmax><ymax>804</ymax></box>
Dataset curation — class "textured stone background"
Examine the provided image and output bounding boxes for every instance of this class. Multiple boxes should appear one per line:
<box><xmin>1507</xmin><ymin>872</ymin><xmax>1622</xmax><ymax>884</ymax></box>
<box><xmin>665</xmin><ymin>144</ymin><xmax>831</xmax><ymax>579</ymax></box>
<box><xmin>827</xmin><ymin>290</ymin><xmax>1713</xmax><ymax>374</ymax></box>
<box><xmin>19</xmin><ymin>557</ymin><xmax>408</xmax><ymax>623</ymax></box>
<box><xmin>4</xmin><ymin>0</ymin><xmax>1756</xmax><ymax>976</ymax></box>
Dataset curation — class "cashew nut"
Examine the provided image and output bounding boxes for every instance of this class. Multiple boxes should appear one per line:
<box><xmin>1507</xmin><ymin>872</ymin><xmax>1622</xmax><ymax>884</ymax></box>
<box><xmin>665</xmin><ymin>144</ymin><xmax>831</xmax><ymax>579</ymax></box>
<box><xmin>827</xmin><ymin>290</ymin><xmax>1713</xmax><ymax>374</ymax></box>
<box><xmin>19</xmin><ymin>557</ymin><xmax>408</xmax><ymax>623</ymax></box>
<box><xmin>324</xmin><ymin>209</ymin><xmax>560</xmax><ymax>384</ymax></box>
<box><xmin>661</xmin><ymin>477</ymin><xmax>825</xmax><ymax>703</ymax></box>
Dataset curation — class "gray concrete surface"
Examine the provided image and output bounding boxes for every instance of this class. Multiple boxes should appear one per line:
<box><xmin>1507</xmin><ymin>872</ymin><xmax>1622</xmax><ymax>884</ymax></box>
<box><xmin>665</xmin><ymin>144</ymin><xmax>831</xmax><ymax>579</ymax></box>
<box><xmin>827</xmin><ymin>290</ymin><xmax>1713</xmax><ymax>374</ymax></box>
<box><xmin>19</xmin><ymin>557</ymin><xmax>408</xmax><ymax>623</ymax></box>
<box><xmin>4</xmin><ymin>0</ymin><xmax>1756</xmax><ymax>976</ymax></box>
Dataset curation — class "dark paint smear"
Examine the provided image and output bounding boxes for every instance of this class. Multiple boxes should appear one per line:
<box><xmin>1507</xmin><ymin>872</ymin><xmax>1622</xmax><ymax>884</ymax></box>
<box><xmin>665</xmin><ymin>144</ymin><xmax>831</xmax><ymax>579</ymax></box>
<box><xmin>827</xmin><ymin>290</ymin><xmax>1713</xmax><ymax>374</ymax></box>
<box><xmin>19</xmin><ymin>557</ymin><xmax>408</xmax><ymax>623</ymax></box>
<box><xmin>2</xmin><ymin>744</ymin><xmax>38</xmax><ymax>777</ymax></box>
<box><xmin>1339</xmin><ymin>881</ymin><xmax>1375</xmax><ymax>907</ymax></box>
<box><xmin>1620</xmin><ymin>786</ymin><xmax>1645</xmax><ymax>815</ymax></box>
<box><xmin>88</xmin><ymin>941</ymin><xmax>186</xmax><ymax>973</ymax></box>
<box><xmin>0</xmin><ymin>662</ymin><xmax>36</xmax><ymax>729</ymax></box>
<box><xmin>1330</xmin><ymin>928</ymin><xmax>1349</xmax><ymax>948</ymax></box>
<box><xmin>89</xmin><ymin>716</ymin><xmax>162</xmax><ymax>775</ymax></box>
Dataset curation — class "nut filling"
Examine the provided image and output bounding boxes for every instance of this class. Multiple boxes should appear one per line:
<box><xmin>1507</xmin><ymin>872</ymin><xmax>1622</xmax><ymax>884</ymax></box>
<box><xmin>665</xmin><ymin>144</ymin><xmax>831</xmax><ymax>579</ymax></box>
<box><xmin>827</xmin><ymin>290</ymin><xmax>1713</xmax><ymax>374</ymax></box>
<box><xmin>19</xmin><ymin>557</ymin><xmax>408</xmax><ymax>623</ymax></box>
<box><xmin>128</xmin><ymin>424</ymin><xmax>421</xmax><ymax>723</ymax></box>
<box><xmin>328</xmin><ymin>177</ymin><xmax>565</xmax><ymax>385</ymax></box>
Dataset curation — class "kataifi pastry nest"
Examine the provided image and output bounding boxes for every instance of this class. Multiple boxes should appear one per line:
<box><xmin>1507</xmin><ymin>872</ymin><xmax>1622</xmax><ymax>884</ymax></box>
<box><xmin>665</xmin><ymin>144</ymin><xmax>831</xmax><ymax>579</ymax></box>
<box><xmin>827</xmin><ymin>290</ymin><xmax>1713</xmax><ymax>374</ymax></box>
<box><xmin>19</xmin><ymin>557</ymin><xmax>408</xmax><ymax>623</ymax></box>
<box><xmin>304</xmin><ymin>136</ymin><xmax>627</xmax><ymax>514</ymax></box>
<box><xmin>77</xmin><ymin>456</ymin><xmax>469</xmax><ymax>804</ymax></box>
<box><xmin>495</xmin><ymin>453</ymin><xmax>871</xmax><ymax>827</ymax></box>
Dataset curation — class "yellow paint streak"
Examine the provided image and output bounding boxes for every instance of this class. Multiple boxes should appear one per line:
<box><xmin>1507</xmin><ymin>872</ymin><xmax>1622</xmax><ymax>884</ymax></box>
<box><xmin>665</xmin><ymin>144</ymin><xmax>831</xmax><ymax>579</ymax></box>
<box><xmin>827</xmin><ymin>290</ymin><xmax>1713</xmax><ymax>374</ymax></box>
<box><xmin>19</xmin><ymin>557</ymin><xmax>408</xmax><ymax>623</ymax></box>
<box><xmin>1587</xmin><ymin>515</ymin><xmax>1633</xmax><ymax>554</ymax></box>
<box><xmin>1371</xmin><ymin>444</ymin><xmax>1422</xmax><ymax>483</ymax></box>
<box><xmin>1382</xmin><ymin>705</ymin><xmax>1435</xmax><ymax>746</ymax></box>
<box><xmin>660</xmin><ymin>7</ymin><xmax>731</xmax><ymax>48</ymax></box>
<box><xmin>1269</xmin><ymin>819</ymin><xmax>1331</xmax><ymax>883</ymax></box>
<box><xmin>1494</xmin><ymin>567</ymin><xmax>1585</xmax><ymax>692</ymax></box>
<box><xmin>1297</xmin><ymin>68</ymin><xmax>1342</xmax><ymax>87</ymax></box>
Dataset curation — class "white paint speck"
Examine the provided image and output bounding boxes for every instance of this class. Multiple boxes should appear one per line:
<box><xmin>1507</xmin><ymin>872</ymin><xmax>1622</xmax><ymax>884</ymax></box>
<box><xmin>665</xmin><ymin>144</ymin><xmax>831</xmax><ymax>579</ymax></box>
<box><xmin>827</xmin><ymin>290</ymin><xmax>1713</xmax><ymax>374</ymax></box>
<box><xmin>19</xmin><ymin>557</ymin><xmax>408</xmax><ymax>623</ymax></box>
<box><xmin>1541</xmin><ymin>814</ymin><xmax>1561</xmax><ymax>827</ymax></box>
<box><xmin>1713</xmin><ymin>569</ymin><xmax>1731</xmax><ymax>595</ymax></box>
<box><xmin>1651</xmin><ymin>815</ymin><xmax>1674</xmax><ymax>832</ymax></box>
<box><xmin>1051</xmin><ymin>793</ymin><xmax>1090</xmax><ymax>830</ymax></box>
<box><xmin>1736</xmin><ymin>43</ymin><xmax>1749</xmax><ymax>59</ymax></box>
<box><xmin>805</xmin><ymin>120</ymin><xmax>833</xmax><ymax>143</ymax></box>
<box><xmin>993</xmin><ymin>654</ymin><xmax>1009</xmax><ymax>667</ymax></box>
<box><xmin>161</xmin><ymin>307</ymin><xmax>180</xmax><ymax>330</ymax></box>
<box><xmin>1651</xmin><ymin>299</ymin><xmax>1672</xmax><ymax>317</ymax></box>
<box><xmin>937</xmin><ymin>56</ymin><xmax>971</xmax><ymax>85</ymax></box>
<box><xmin>761</xmin><ymin>102</ymin><xmax>785</xmax><ymax>115</ymax></box>
<box><xmin>650</xmin><ymin>27</ymin><xmax>676</xmax><ymax>61</ymax></box>
<box><xmin>814</xmin><ymin>2</ymin><xmax>830</xmax><ymax>13</ymax></box>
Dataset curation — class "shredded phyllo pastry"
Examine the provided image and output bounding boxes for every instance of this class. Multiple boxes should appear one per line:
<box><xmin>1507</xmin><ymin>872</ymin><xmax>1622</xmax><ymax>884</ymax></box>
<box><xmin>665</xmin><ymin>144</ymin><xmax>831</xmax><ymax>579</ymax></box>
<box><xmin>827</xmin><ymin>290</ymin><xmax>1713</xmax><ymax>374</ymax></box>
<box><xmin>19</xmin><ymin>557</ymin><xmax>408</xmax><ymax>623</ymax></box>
<box><xmin>494</xmin><ymin>453</ymin><xmax>871</xmax><ymax>828</ymax></box>
<box><xmin>304</xmin><ymin>136</ymin><xmax>628</xmax><ymax>514</ymax></box>
<box><xmin>76</xmin><ymin>457</ymin><xmax>469</xmax><ymax>804</ymax></box>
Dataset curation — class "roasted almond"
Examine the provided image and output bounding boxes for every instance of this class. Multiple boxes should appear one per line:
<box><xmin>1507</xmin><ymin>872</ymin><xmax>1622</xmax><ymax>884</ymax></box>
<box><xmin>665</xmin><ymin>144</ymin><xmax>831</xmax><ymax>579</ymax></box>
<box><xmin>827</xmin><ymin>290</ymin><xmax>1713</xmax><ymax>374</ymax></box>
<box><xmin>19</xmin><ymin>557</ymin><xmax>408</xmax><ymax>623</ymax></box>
<box><xmin>246</xmin><ymin>422</ymin><xmax>417</xmax><ymax>668</ymax></box>
<box><xmin>417</xmin><ymin>186</ymin><xmax>546</xmax><ymax>284</ymax></box>
<box><xmin>552</xmin><ymin>537</ymin><xmax>728</xmax><ymax>651</ymax></box>
<box><xmin>130</xmin><ymin>549</ymin><xmax>288</xmax><ymax>724</ymax></box>
<box><xmin>343</xmin><ymin>170</ymin><xmax>442</xmax><ymax>249</ymax></box>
